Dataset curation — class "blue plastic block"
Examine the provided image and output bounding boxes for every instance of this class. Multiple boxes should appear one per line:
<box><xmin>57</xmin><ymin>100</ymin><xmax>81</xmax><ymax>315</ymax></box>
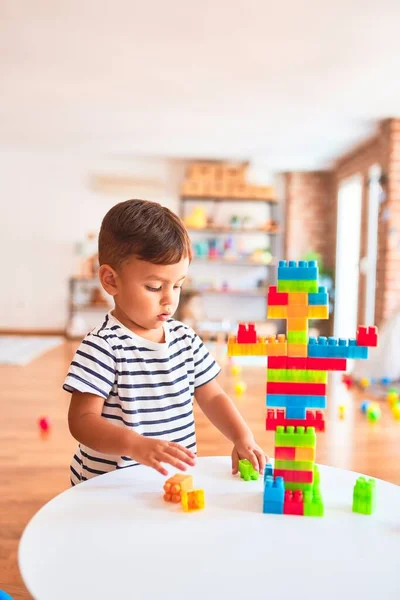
<box><xmin>267</xmin><ymin>394</ymin><xmax>326</xmax><ymax>409</ymax></box>
<box><xmin>308</xmin><ymin>286</ymin><xmax>328</xmax><ymax>305</ymax></box>
<box><xmin>278</xmin><ymin>260</ymin><xmax>318</xmax><ymax>281</ymax></box>
<box><xmin>286</xmin><ymin>406</ymin><xmax>307</xmax><ymax>419</ymax></box>
<box><xmin>308</xmin><ymin>336</ymin><xmax>368</xmax><ymax>359</ymax></box>
<box><xmin>266</xmin><ymin>393</ymin><xmax>287</xmax><ymax>407</ymax></box>
<box><xmin>264</xmin><ymin>463</ymin><xmax>274</xmax><ymax>482</ymax></box>
<box><xmin>263</xmin><ymin>475</ymin><xmax>284</xmax><ymax>514</ymax></box>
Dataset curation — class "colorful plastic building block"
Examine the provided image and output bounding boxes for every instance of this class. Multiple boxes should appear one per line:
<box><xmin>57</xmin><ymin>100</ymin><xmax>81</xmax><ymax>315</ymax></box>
<box><xmin>163</xmin><ymin>474</ymin><xmax>193</xmax><ymax>502</ymax></box>
<box><xmin>284</xmin><ymin>490</ymin><xmax>304</xmax><ymax>515</ymax></box>
<box><xmin>356</xmin><ymin>326</ymin><xmax>378</xmax><ymax>347</ymax></box>
<box><xmin>238</xmin><ymin>458</ymin><xmax>259</xmax><ymax>481</ymax></box>
<box><xmin>265</xmin><ymin>409</ymin><xmax>325</xmax><ymax>432</ymax></box>
<box><xmin>352</xmin><ymin>477</ymin><xmax>376</xmax><ymax>515</ymax></box>
<box><xmin>227</xmin><ymin>258</ymin><xmax>378</xmax><ymax>519</ymax></box>
<box><xmin>181</xmin><ymin>489</ymin><xmax>205</xmax><ymax>512</ymax></box>
<box><xmin>263</xmin><ymin>476</ymin><xmax>284</xmax><ymax>514</ymax></box>
<box><xmin>237</xmin><ymin>323</ymin><xmax>257</xmax><ymax>343</ymax></box>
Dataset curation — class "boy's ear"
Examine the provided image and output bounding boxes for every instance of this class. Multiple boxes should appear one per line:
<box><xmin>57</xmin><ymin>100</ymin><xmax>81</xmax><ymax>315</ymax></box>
<box><xmin>99</xmin><ymin>264</ymin><xmax>118</xmax><ymax>296</ymax></box>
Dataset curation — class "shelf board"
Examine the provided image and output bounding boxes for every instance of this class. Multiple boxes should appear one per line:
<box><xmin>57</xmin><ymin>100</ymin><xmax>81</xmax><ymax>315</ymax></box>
<box><xmin>72</xmin><ymin>304</ymin><xmax>110</xmax><ymax>311</ymax></box>
<box><xmin>192</xmin><ymin>257</ymin><xmax>274</xmax><ymax>267</ymax></box>
<box><xmin>187</xmin><ymin>227</ymin><xmax>280</xmax><ymax>235</ymax></box>
<box><xmin>181</xmin><ymin>195</ymin><xmax>278</xmax><ymax>204</ymax></box>
<box><xmin>181</xmin><ymin>288</ymin><xmax>267</xmax><ymax>297</ymax></box>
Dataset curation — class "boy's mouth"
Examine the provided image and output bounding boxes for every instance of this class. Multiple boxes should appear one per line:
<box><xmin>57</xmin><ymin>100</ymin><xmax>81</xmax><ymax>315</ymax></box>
<box><xmin>157</xmin><ymin>313</ymin><xmax>171</xmax><ymax>321</ymax></box>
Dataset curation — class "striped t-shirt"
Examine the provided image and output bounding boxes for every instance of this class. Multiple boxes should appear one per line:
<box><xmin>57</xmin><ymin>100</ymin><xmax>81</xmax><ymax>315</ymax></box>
<box><xmin>63</xmin><ymin>312</ymin><xmax>221</xmax><ymax>486</ymax></box>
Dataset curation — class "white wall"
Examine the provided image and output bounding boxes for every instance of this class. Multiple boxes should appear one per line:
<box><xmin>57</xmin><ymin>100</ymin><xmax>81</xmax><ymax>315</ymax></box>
<box><xmin>0</xmin><ymin>149</ymin><xmax>184</xmax><ymax>330</ymax></box>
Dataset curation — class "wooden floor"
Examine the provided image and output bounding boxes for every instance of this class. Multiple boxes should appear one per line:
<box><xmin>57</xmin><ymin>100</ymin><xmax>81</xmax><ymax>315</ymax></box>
<box><xmin>1</xmin><ymin>340</ymin><xmax>399</xmax><ymax>599</ymax></box>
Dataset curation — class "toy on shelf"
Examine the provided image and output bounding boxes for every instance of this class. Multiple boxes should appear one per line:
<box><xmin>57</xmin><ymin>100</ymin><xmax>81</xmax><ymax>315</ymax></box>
<box><xmin>181</xmin><ymin>162</ymin><xmax>277</xmax><ymax>201</ymax></box>
<box><xmin>227</xmin><ymin>260</ymin><xmax>378</xmax><ymax>517</ymax></box>
<box><xmin>183</xmin><ymin>206</ymin><xmax>208</xmax><ymax>229</ymax></box>
<box><xmin>352</xmin><ymin>477</ymin><xmax>377</xmax><ymax>515</ymax></box>
<box><xmin>338</xmin><ymin>404</ymin><xmax>346</xmax><ymax>419</ymax></box>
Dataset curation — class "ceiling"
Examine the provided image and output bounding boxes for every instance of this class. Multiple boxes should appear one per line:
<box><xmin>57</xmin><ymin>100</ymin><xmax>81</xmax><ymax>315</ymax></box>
<box><xmin>2</xmin><ymin>0</ymin><xmax>400</xmax><ymax>169</ymax></box>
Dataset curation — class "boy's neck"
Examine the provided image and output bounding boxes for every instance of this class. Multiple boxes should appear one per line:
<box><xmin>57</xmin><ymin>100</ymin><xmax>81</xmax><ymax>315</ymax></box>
<box><xmin>111</xmin><ymin>307</ymin><xmax>165</xmax><ymax>343</ymax></box>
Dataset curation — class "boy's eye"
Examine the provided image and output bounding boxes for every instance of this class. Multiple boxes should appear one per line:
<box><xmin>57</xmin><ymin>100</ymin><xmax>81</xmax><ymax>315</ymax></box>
<box><xmin>145</xmin><ymin>285</ymin><xmax>162</xmax><ymax>292</ymax></box>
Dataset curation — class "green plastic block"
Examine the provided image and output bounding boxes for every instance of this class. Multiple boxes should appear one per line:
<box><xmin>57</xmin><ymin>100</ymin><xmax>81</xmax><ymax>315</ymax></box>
<box><xmin>277</xmin><ymin>280</ymin><xmax>318</xmax><ymax>293</ymax></box>
<box><xmin>267</xmin><ymin>369</ymin><xmax>327</xmax><ymax>383</ymax></box>
<box><xmin>275</xmin><ymin>459</ymin><xmax>315</xmax><ymax>471</ymax></box>
<box><xmin>287</xmin><ymin>331</ymin><xmax>308</xmax><ymax>344</ymax></box>
<box><xmin>275</xmin><ymin>426</ymin><xmax>316</xmax><ymax>448</ymax></box>
<box><xmin>304</xmin><ymin>483</ymin><xmax>324</xmax><ymax>517</ymax></box>
<box><xmin>352</xmin><ymin>476</ymin><xmax>376</xmax><ymax>515</ymax></box>
<box><xmin>285</xmin><ymin>481</ymin><xmax>313</xmax><ymax>492</ymax></box>
<box><xmin>313</xmin><ymin>464</ymin><xmax>320</xmax><ymax>485</ymax></box>
<box><xmin>238</xmin><ymin>459</ymin><xmax>259</xmax><ymax>481</ymax></box>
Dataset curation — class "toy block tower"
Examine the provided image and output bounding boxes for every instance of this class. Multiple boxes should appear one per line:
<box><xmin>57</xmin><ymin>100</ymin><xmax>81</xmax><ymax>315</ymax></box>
<box><xmin>227</xmin><ymin>260</ymin><xmax>378</xmax><ymax>517</ymax></box>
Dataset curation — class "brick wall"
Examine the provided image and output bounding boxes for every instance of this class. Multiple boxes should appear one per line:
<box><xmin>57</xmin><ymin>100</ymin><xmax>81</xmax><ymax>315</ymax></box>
<box><xmin>284</xmin><ymin>119</ymin><xmax>400</xmax><ymax>327</ymax></box>
<box><xmin>284</xmin><ymin>171</ymin><xmax>335</xmax><ymax>272</ymax></box>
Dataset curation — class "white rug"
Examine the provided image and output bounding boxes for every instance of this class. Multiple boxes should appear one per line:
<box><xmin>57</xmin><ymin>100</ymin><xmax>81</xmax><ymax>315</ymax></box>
<box><xmin>0</xmin><ymin>336</ymin><xmax>63</xmax><ymax>366</ymax></box>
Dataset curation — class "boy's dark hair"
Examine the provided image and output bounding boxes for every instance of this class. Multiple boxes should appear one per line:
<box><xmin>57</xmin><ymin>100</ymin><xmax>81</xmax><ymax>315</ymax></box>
<box><xmin>98</xmin><ymin>199</ymin><xmax>193</xmax><ymax>269</ymax></box>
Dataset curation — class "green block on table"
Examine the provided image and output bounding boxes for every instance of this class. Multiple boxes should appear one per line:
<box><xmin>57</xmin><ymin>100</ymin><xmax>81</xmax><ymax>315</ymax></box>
<box><xmin>238</xmin><ymin>459</ymin><xmax>259</xmax><ymax>481</ymax></box>
<box><xmin>287</xmin><ymin>331</ymin><xmax>308</xmax><ymax>344</ymax></box>
<box><xmin>275</xmin><ymin>459</ymin><xmax>315</xmax><ymax>471</ymax></box>
<box><xmin>277</xmin><ymin>280</ymin><xmax>318</xmax><ymax>293</ymax></box>
<box><xmin>304</xmin><ymin>483</ymin><xmax>324</xmax><ymax>517</ymax></box>
<box><xmin>352</xmin><ymin>476</ymin><xmax>377</xmax><ymax>515</ymax></box>
<box><xmin>275</xmin><ymin>426</ymin><xmax>316</xmax><ymax>448</ymax></box>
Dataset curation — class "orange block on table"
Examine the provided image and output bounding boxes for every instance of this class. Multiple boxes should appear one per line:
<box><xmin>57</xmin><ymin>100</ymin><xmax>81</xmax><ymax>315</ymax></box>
<box><xmin>181</xmin><ymin>489</ymin><xmax>205</xmax><ymax>512</ymax></box>
<box><xmin>163</xmin><ymin>474</ymin><xmax>193</xmax><ymax>503</ymax></box>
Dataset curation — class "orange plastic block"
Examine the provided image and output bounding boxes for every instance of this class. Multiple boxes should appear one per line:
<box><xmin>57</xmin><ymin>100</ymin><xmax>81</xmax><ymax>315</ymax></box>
<box><xmin>268</xmin><ymin>306</ymin><xmax>288</xmax><ymax>319</ymax></box>
<box><xmin>287</xmin><ymin>317</ymin><xmax>308</xmax><ymax>331</ymax></box>
<box><xmin>288</xmin><ymin>293</ymin><xmax>308</xmax><ymax>306</ymax></box>
<box><xmin>227</xmin><ymin>336</ymin><xmax>268</xmax><ymax>356</ymax></box>
<box><xmin>295</xmin><ymin>447</ymin><xmax>315</xmax><ymax>461</ymax></box>
<box><xmin>163</xmin><ymin>474</ymin><xmax>193</xmax><ymax>503</ymax></box>
<box><xmin>266</xmin><ymin>335</ymin><xmax>287</xmax><ymax>356</ymax></box>
<box><xmin>287</xmin><ymin>343</ymin><xmax>308</xmax><ymax>357</ymax></box>
<box><xmin>308</xmin><ymin>306</ymin><xmax>329</xmax><ymax>319</ymax></box>
<box><xmin>181</xmin><ymin>489</ymin><xmax>205</xmax><ymax>512</ymax></box>
<box><xmin>287</xmin><ymin>304</ymin><xmax>309</xmax><ymax>317</ymax></box>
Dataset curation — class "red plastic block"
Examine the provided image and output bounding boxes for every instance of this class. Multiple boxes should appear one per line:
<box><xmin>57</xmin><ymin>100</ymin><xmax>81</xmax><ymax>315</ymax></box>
<box><xmin>306</xmin><ymin>357</ymin><xmax>347</xmax><ymax>371</ymax></box>
<box><xmin>267</xmin><ymin>285</ymin><xmax>289</xmax><ymax>306</ymax></box>
<box><xmin>284</xmin><ymin>490</ymin><xmax>304</xmax><ymax>515</ymax></box>
<box><xmin>267</xmin><ymin>356</ymin><xmax>288</xmax><ymax>369</ymax></box>
<box><xmin>275</xmin><ymin>469</ymin><xmax>313</xmax><ymax>483</ymax></box>
<box><xmin>237</xmin><ymin>323</ymin><xmax>257</xmax><ymax>343</ymax></box>
<box><xmin>356</xmin><ymin>326</ymin><xmax>378</xmax><ymax>347</ymax></box>
<box><xmin>266</xmin><ymin>382</ymin><xmax>326</xmax><ymax>396</ymax></box>
<box><xmin>265</xmin><ymin>409</ymin><xmax>326</xmax><ymax>432</ymax></box>
<box><xmin>275</xmin><ymin>446</ymin><xmax>296</xmax><ymax>460</ymax></box>
<box><xmin>286</xmin><ymin>357</ymin><xmax>308</xmax><ymax>369</ymax></box>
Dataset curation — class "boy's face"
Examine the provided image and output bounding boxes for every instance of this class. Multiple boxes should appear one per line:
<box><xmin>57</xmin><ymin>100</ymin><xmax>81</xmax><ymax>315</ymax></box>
<box><xmin>100</xmin><ymin>256</ymin><xmax>190</xmax><ymax>334</ymax></box>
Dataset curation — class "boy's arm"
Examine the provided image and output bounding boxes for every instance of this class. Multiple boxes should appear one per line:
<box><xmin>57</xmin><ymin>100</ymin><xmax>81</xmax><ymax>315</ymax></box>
<box><xmin>68</xmin><ymin>391</ymin><xmax>195</xmax><ymax>475</ymax></box>
<box><xmin>195</xmin><ymin>379</ymin><xmax>267</xmax><ymax>473</ymax></box>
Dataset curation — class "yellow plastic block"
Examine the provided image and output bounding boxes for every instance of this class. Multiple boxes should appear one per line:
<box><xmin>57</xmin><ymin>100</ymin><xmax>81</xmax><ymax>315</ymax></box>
<box><xmin>268</xmin><ymin>306</ymin><xmax>288</xmax><ymax>319</ymax></box>
<box><xmin>227</xmin><ymin>336</ymin><xmax>268</xmax><ymax>356</ymax></box>
<box><xmin>308</xmin><ymin>305</ymin><xmax>329</xmax><ymax>319</ymax></box>
<box><xmin>163</xmin><ymin>474</ymin><xmax>193</xmax><ymax>503</ymax></box>
<box><xmin>288</xmin><ymin>292</ymin><xmax>308</xmax><ymax>305</ymax></box>
<box><xmin>287</xmin><ymin>304</ymin><xmax>309</xmax><ymax>317</ymax></box>
<box><xmin>295</xmin><ymin>447</ymin><xmax>316</xmax><ymax>461</ymax></box>
<box><xmin>181</xmin><ymin>489</ymin><xmax>205</xmax><ymax>512</ymax></box>
<box><xmin>287</xmin><ymin>343</ymin><xmax>308</xmax><ymax>357</ymax></box>
<box><xmin>287</xmin><ymin>317</ymin><xmax>308</xmax><ymax>331</ymax></box>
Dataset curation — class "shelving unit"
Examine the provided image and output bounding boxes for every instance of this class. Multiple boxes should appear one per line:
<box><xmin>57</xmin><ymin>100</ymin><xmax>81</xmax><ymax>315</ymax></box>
<box><xmin>65</xmin><ymin>276</ymin><xmax>111</xmax><ymax>338</ymax></box>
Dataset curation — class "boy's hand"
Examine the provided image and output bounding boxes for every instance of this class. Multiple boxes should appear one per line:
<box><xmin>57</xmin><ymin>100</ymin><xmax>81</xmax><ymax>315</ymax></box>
<box><xmin>130</xmin><ymin>435</ymin><xmax>196</xmax><ymax>476</ymax></box>
<box><xmin>231</xmin><ymin>434</ymin><xmax>268</xmax><ymax>475</ymax></box>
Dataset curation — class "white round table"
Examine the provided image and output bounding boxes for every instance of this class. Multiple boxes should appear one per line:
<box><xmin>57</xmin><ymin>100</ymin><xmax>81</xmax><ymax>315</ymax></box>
<box><xmin>19</xmin><ymin>457</ymin><xmax>400</xmax><ymax>600</ymax></box>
